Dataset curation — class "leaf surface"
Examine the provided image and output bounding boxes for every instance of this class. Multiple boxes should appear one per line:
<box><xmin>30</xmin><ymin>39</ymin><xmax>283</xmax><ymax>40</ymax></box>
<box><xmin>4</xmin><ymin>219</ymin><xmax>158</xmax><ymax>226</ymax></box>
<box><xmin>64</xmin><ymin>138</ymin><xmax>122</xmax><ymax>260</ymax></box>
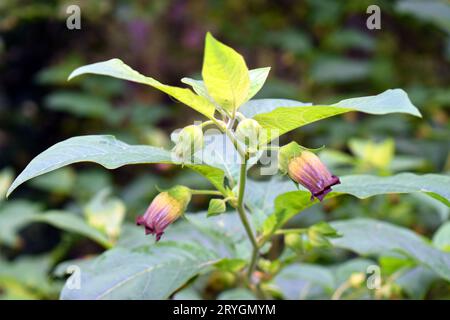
<box><xmin>69</xmin><ymin>59</ymin><xmax>216</xmax><ymax>119</ymax></box>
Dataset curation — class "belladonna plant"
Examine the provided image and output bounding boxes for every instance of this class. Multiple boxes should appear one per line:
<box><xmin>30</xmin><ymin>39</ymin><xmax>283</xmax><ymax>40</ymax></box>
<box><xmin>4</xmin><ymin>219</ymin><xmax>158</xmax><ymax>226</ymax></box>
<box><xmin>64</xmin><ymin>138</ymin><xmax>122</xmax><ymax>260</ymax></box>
<box><xmin>6</xmin><ymin>32</ymin><xmax>450</xmax><ymax>300</ymax></box>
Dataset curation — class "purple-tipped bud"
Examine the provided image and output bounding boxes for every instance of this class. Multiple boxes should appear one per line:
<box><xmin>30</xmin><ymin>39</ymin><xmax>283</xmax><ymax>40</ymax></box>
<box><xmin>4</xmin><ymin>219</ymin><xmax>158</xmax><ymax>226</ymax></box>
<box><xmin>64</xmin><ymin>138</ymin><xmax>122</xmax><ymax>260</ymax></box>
<box><xmin>287</xmin><ymin>151</ymin><xmax>340</xmax><ymax>201</ymax></box>
<box><xmin>136</xmin><ymin>186</ymin><xmax>191</xmax><ymax>241</ymax></box>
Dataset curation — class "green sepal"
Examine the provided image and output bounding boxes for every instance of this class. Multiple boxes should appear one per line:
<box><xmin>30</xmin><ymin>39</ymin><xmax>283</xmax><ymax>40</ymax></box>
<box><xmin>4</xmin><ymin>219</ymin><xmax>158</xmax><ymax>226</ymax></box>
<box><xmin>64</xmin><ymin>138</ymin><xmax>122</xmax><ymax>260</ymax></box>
<box><xmin>207</xmin><ymin>198</ymin><xmax>227</xmax><ymax>217</ymax></box>
<box><xmin>278</xmin><ymin>141</ymin><xmax>324</xmax><ymax>174</ymax></box>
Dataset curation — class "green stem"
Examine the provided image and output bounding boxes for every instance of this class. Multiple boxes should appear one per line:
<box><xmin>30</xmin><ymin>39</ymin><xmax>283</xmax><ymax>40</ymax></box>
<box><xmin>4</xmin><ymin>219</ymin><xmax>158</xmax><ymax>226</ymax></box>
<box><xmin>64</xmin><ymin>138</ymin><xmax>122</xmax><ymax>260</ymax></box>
<box><xmin>237</xmin><ymin>161</ymin><xmax>247</xmax><ymax>207</ymax></box>
<box><xmin>236</xmin><ymin>160</ymin><xmax>259</xmax><ymax>281</ymax></box>
<box><xmin>190</xmin><ymin>189</ymin><xmax>223</xmax><ymax>196</ymax></box>
<box><xmin>274</xmin><ymin>228</ymin><xmax>307</xmax><ymax>235</ymax></box>
<box><xmin>218</xmin><ymin>118</ymin><xmax>260</xmax><ymax>284</ymax></box>
<box><xmin>200</xmin><ymin>120</ymin><xmax>215</xmax><ymax>128</ymax></box>
<box><xmin>212</xmin><ymin>115</ymin><xmax>247</xmax><ymax>159</ymax></box>
<box><xmin>247</xmin><ymin>241</ymin><xmax>259</xmax><ymax>278</ymax></box>
<box><xmin>225</xmin><ymin>128</ymin><xmax>247</xmax><ymax>159</ymax></box>
<box><xmin>331</xmin><ymin>280</ymin><xmax>351</xmax><ymax>300</ymax></box>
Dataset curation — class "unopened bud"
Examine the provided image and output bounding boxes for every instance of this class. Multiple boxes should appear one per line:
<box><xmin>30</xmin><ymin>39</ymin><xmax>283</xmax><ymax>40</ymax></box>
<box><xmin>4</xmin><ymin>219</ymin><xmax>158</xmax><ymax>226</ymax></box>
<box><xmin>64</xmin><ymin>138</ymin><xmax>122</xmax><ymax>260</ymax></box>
<box><xmin>173</xmin><ymin>125</ymin><xmax>204</xmax><ymax>162</ymax></box>
<box><xmin>235</xmin><ymin>119</ymin><xmax>263</xmax><ymax>154</ymax></box>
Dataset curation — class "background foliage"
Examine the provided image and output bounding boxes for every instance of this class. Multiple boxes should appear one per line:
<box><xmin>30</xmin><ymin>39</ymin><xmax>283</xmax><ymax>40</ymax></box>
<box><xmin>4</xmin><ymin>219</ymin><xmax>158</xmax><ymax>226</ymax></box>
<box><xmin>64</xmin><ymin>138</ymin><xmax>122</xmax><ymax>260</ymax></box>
<box><xmin>0</xmin><ymin>0</ymin><xmax>449</xmax><ymax>299</ymax></box>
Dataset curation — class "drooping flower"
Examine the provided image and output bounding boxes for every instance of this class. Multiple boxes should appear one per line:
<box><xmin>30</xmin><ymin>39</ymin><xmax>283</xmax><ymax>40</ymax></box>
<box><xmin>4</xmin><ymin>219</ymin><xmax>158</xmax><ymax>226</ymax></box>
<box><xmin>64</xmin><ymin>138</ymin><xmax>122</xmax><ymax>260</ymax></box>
<box><xmin>288</xmin><ymin>151</ymin><xmax>340</xmax><ymax>201</ymax></box>
<box><xmin>278</xmin><ymin>142</ymin><xmax>340</xmax><ymax>201</ymax></box>
<box><xmin>136</xmin><ymin>186</ymin><xmax>191</xmax><ymax>241</ymax></box>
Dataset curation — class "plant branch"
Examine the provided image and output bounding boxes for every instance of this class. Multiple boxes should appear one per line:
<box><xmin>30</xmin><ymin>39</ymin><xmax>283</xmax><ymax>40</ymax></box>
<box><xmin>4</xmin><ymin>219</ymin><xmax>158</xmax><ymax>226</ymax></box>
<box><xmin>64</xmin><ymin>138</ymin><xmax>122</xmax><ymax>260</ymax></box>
<box><xmin>211</xmin><ymin>114</ymin><xmax>246</xmax><ymax>159</ymax></box>
<box><xmin>225</xmin><ymin>128</ymin><xmax>247</xmax><ymax>159</ymax></box>
<box><xmin>236</xmin><ymin>160</ymin><xmax>259</xmax><ymax>281</ymax></box>
<box><xmin>274</xmin><ymin>228</ymin><xmax>307</xmax><ymax>235</ymax></box>
<box><xmin>200</xmin><ymin>120</ymin><xmax>215</xmax><ymax>129</ymax></box>
<box><xmin>220</xmin><ymin>120</ymin><xmax>259</xmax><ymax>283</ymax></box>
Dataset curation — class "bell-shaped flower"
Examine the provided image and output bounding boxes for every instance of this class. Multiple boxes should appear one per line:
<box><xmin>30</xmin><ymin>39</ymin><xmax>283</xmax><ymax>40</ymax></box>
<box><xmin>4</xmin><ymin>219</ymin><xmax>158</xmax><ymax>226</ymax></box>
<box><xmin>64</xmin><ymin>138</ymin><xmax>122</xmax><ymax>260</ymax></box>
<box><xmin>136</xmin><ymin>186</ymin><xmax>191</xmax><ymax>241</ymax></box>
<box><xmin>278</xmin><ymin>142</ymin><xmax>340</xmax><ymax>201</ymax></box>
<box><xmin>287</xmin><ymin>150</ymin><xmax>340</xmax><ymax>201</ymax></box>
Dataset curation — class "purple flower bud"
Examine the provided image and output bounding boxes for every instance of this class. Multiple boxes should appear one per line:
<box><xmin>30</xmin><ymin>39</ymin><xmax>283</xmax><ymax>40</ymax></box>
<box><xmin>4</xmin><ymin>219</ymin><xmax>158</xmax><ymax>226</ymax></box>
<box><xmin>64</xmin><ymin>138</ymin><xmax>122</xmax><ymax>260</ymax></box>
<box><xmin>287</xmin><ymin>151</ymin><xmax>340</xmax><ymax>201</ymax></box>
<box><xmin>136</xmin><ymin>186</ymin><xmax>191</xmax><ymax>241</ymax></box>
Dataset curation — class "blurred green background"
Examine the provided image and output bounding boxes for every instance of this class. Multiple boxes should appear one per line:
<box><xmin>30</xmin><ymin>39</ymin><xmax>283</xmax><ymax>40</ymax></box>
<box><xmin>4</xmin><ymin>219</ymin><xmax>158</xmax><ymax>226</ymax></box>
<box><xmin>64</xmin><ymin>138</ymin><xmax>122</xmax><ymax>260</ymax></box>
<box><xmin>0</xmin><ymin>0</ymin><xmax>449</xmax><ymax>299</ymax></box>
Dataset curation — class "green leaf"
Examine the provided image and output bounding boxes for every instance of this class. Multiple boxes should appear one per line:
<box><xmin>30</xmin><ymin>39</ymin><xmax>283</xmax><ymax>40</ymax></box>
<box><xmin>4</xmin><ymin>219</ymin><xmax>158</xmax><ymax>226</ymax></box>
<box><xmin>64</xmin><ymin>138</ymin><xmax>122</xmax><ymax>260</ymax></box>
<box><xmin>0</xmin><ymin>200</ymin><xmax>42</xmax><ymax>246</ymax></box>
<box><xmin>271</xmin><ymin>263</ymin><xmax>335</xmax><ymax>299</ymax></box>
<box><xmin>333</xmin><ymin>173</ymin><xmax>450</xmax><ymax>206</ymax></box>
<box><xmin>330</xmin><ymin>218</ymin><xmax>450</xmax><ymax>281</ymax></box>
<box><xmin>202</xmin><ymin>33</ymin><xmax>250</xmax><ymax>113</ymax></box>
<box><xmin>59</xmin><ymin>212</ymin><xmax>251</xmax><ymax>300</ymax></box>
<box><xmin>53</xmin><ymin>258</ymin><xmax>95</xmax><ymax>278</ymax></box>
<box><xmin>199</xmin><ymin>132</ymin><xmax>260</xmax><ymax>185</ymax></box>
<box><xmin>184</xmin><ymin>213</ymin><xmax>251</xmax><ymax>260</ymax></box>
<box><xmin>7</xmin><ymin>135</ymin><xmax>170</xmax><ymax>197</ymax></box>
<box><xmin>332</xmin><ymin>258</ymin><xmax>374</xmax><ymax>288</ymax></box>
<box><xmin>207</xmin><ymin>198</ymin><xmax>226</xmax><ymax>217</ymax></box>
<box><xmin>0</xmin><ymin>255</ymin><xmax>59</xmax><ymax>299</ymax></box>
<box><xmin>181</xmin><ymin>67</ymin><xmax>270</xmax><ymax>105</ymax></box>
<box><xmin>68</xmin><ymin>58</ymin><xmax>216</xmax><ymax>119</ymax></box>
<box><xmin>214</xmin><ymin>258</ymin><xmax>247</xmax><ymax>272</ymax></box>
<box><xmin>379</xmin><ymin>255</ymin><xmax>416</xmax><ymax>275</ymax></box>
<box><xmin>188</xmin><ymin>165</ymin><xmax>227</xmax><ymax>194</ymax></box>
<box><xmin>217</xmin><ymin>288</ymin><xmax>256</xmax><ymax>300</ymax></box>
<box><xmin>395</xmin><ymin>267</ymin><xmax>438</xmax><ymax>299</ymax></box>
<box><xmin>240</xmin><ymin>98</ymin><xmax>311</xmax><ymax>118</ymax></box>
<box><xmin>245</xmin><ymin>176</ymin><xmax>295</xmax><ymax>230</ymax></box>
<box><xmin>32</xmin><ymin>211</ymin><xmax>112</xmax><ymax>248</ymax></box>
<box><xmin>272</xmin><ymin>259</ymin><xmax>374</xmax><ymax>300</ymax></box>
<box><xmin>193</xmin><ymin>133</ymin><xmax>239</xmax><ymax>188</ymax></box>
<box><xmin>246</xmin><ymin>67</ymin><xmax>271</xmax><ymax>100</ymax></box>
<box><xmin>7</xmin><ymin>135</ymin><xmax>226</xmax><ymax>197</ymax></box>
<box><xmin>29</xmin><ymin>167</ymin><xmax>76</xmax><ymax>195</ymax></box>
<box><xmin>118</xmin><ymin>212</ymin><xmax>250</xmax><ymax>260</ymax></box>
<box><xmin>307</xmin><ymin>221</ymin><xmax>341</xmax><ymax>248</ymax></box>
<box><xmin>172</xmin><ymin>287</ymin><xmax>202</xmax><ymax>300</ymax></box>
<box><xmin>309</xmin><ymin>221</ymin><xmax>340</xmax><ymax>237</ymax></box>
<box><xmin>60</xmin><ymin>242</ymin><xmax>218</xmax><ymax>299</ymax></box>
<box><xmin>433</xmin><ymin>222</ymin><xmax>450</xmax><ymax>251</ymax></box>
<box><xmin>45</xmin><ymin>92</ymin><xmax>113</xmax><ymax>119</ymax></box>
<box><xmin>261</xmin><ymin>173</ymin><xmax>450</xmax><ymax>236</ymax></box>
<box><xmin>252</xmin><ymin>89</ymin><xmax>422</xmax><ymax>143</ymax></box>
<box><xmin>180</xmin><ymin>77</ymin><xmax>214</xmax><ymax>103</ymax></box>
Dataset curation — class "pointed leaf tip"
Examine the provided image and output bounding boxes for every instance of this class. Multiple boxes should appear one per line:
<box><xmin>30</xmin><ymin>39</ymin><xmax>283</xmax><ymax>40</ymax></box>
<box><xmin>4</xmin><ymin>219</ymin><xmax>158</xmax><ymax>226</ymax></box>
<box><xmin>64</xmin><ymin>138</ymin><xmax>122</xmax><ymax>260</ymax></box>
<box><xmin>202</xmin><ymin>31</ymin><xmax>250</xmax><ymax>112</ymax></box>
